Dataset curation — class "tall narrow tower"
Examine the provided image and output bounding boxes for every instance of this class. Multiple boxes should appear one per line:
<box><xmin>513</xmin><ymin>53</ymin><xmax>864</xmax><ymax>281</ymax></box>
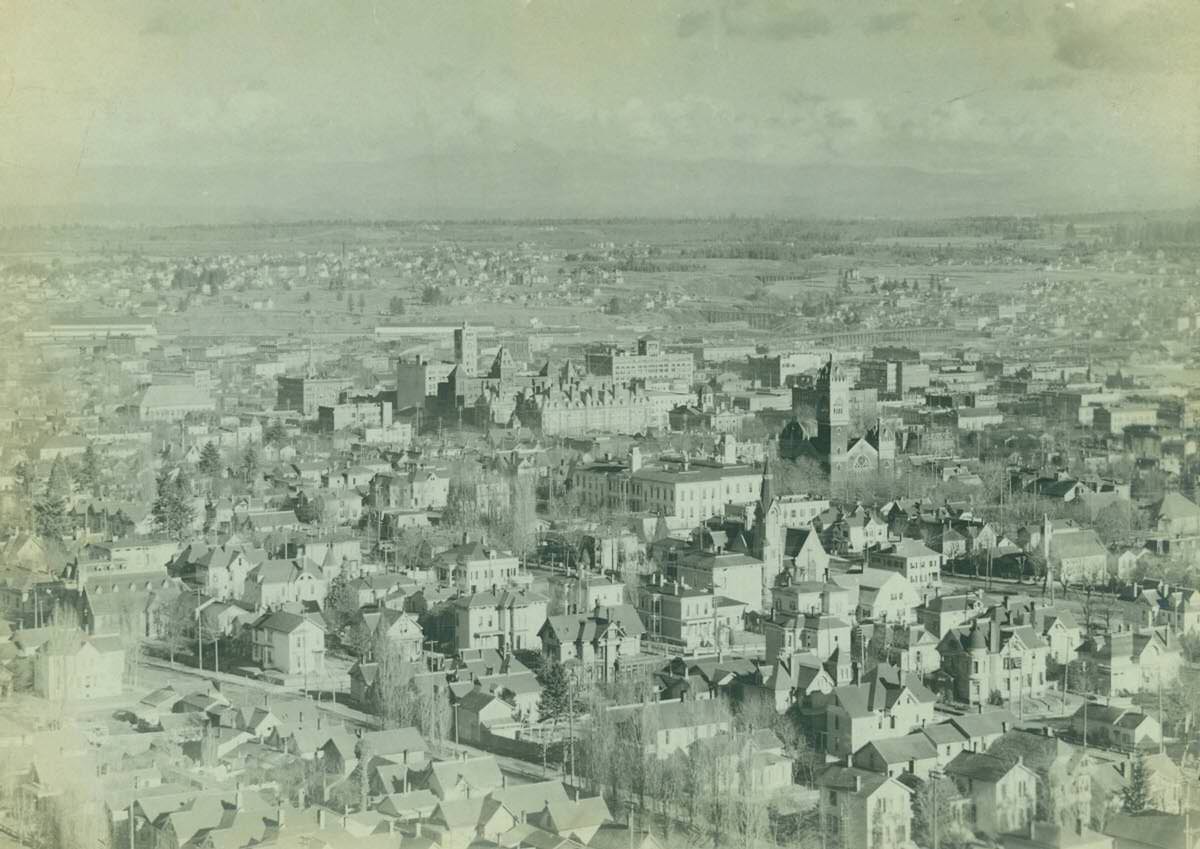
<box><xmin>817</xmin><ymin>355</ymin><xmax>850</xmax><ymax>483</ymax></box>
<box><xmin>454</xmin><ymin>322</ymin><xmax>479</xmax><ymax>377</ymax></box>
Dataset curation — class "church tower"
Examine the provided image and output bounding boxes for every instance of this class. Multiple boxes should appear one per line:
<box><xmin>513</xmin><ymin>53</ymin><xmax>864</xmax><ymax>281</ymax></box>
<box><xmin>754</xmin><ymin>455</ymin><xmax>783</xmax><ymax>605</ymax></box>
<box><xmin>816</xmin><ymin>355</ymin><xmax>850</xmax><ymax>483</ymax></box>
<box><xmin>875</xmin><ymin>416</ymin><xmax>895</xmax><ymax>475</ymax></box>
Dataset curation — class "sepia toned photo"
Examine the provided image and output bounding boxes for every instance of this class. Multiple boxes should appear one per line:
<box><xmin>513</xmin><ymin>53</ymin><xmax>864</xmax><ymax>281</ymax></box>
<box><xmin>1</xmin><ymin>2</ymin><xmax>1199</xmax><ymax>848</ymax></box>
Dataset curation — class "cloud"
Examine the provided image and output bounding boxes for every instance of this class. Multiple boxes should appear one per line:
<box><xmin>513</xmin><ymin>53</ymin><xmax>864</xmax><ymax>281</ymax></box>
<box><xmin>864</xmin><ymin>11</ymin><xmax>916</xmax><ymax>34</ymax></box>
<box><xmin>1048</xmin><ymin>1</ymin><xmax>1200</xmax><ymax>72</ymax></box>
<box><xmin>676</xmin><ymin>11</ymin><xmax>712</xmax><ymax>39</ymax></box>
<box><xmin>721</xmin><ymin>2</ymin><xmax>832</xmax><ymax>41</ymax></box>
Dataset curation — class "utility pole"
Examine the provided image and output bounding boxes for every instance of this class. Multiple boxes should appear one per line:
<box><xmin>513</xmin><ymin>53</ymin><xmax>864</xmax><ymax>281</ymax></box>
<box><xmin>568</xmin><ymin>682</ymin><xmax>575</xmax><ymax>788</ymax></box>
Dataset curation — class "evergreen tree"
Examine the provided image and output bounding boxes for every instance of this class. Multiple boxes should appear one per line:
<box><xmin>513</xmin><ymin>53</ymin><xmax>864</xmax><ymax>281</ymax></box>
<box><xmin>264</xmin><ymin>421</ymin><xmax>287</xmax><ymax>446</ymax></box>
<box><xmin>198</xmin><ymin>442</ymin><xmax>222</xmax><ymax>475</ymax></box>
<box><xmin>33</xmin><ymin>491</ymin><xmax>69</xmax><ymax>540</ymax></box>
<box><xmin>536</xmin><ymin>659</ymin><xmax>573</xmax><ymax>724</ymax></box>
<box><xmin>46</xmin><ymin>457</ymin><xmax>72</xmax><ymax>498</ymax></box>
<box><xmin>1121</xmin><ymin>757</ymin><xmax>1150</xmax><ymax>814</ymax></box>
<box><xmin>241</xmin><ymin>444</ymin><xmax>259</xmax><ymax>483</ymax></box>
<box><xmin>152</xmin><ymin>469</ymin><xmax>195</xmax><ymax>540</ymax></box>
<box><xmin>75</xmin><ymin>446</ymin><xmax>100</xmax><ymax>494</ymax></box>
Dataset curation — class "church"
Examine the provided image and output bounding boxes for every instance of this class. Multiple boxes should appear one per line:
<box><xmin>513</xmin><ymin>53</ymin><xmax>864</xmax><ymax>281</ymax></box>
<box><xmin>779</xmin><ymin>355</ymin><xmax>896</xmax><ymax>487</ymax></box>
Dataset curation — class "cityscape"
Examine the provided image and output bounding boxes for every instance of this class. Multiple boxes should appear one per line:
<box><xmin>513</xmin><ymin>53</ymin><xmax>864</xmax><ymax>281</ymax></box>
<box><xmin>2</xmin><ymin>3</ymin><xmax>1200</xmax><ymax>849</ymax></box>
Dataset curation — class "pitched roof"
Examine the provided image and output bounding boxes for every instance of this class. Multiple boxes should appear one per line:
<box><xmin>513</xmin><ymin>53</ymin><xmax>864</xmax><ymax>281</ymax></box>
<box><xmin>944</xmin><ymin>750</ymin><xmax>1020</xmax><ymax>783</ymax></box>
<box><xmin>860</xmin><ymin>733</ymin><xmax>937</xmax><ymax>764</ymax></box>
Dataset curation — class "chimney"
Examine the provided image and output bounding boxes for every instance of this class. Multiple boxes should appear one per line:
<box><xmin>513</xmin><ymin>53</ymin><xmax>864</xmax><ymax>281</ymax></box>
<box><xmin>415</xmin><ymin>821</ymin><xmax>422</xmax><ymax>837</ymax></box>
<box><xmin>298</xmin><ymin>788</ymin><xmax>305</xmax><ymax>810</ymax></box>
<box><xmin>854</xmin><ymin>775</ymin><xmax>862</xmax><ymax>793</ymax></box>
<box><xmin>502</xmin><ymin>774</ymin><xmax>507</xmax><ymax>789</ymax></box>
<box><xmin>277</xmin><ymin>806</ymin><xmax>285</xmax><ymax>828</ymax></box>
<box><xmin>235</xmin><ymin>786</ymin><xmax>244</xmax><ymax>811</ymax></box>
<box><xmin>989</xmin><ymin>617</ymin><xmax>1000</xmax><ymax>652</ymax></box>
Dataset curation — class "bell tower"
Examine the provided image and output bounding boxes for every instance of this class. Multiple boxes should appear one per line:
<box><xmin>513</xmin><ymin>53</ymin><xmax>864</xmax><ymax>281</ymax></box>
<box><xmin>817</xmin><ymin>355</ymin><xmax>850</xmax><ymax>482</ymax></box>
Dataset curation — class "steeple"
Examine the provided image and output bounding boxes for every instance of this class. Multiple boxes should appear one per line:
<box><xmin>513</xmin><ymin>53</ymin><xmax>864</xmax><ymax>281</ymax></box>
<box><xmin>760</xmin><ymin>454</ymin><xmax>775</xmax><ymax>515</ymax></box>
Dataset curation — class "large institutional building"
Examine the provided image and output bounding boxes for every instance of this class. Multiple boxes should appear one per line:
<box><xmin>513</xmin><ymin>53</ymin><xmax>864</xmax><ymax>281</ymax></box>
<box><xmin>584</xmin><ymin>337</ymin><xmax>694</xmax><ymax>386</ymax></box>
<box><xmin>572</xmin><ymin>444</ymin><xmax>762</xmax><ymax>521</ymax></box>
<box><xmin>780</xmin><ymin>356</ymin><xmax>896</xmax><ymax>487</ymax></box>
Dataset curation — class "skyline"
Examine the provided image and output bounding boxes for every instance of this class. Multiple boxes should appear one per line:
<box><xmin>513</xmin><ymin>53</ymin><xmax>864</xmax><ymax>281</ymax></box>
<box><xmin>2</xmin><ymin>0</ymin><xmax>1199</xmax><ymax>223</ymax></box>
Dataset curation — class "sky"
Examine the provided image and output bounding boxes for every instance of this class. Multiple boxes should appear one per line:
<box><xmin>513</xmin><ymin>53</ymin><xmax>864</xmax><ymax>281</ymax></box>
<box><xmin>1</xmin><ymin>0</ymin><xmax>1198</xmax><ymax>222</ymax></box>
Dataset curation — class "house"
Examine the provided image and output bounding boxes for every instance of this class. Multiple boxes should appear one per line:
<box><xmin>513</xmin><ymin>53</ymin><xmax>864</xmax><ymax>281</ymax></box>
<box><xmin>815</xmin><ymin>765</ymin><xmax>913</xmax><ymax>849</ymax></box>
<box><xmin>870</xmin><ymin>538</ymin><xmax>943</xmax><ymax>603</ymax></box>
<box><xmin>987</xmin><ymin>728</ymin><xmax>1094</xmax><ymax>829</ymax></box>
<box><xmin>1160</xmin><ymin>588</ymin><xmax>1200</xmax><ymax>635</ymax></box>
<box><xmin>949</xmin><ymin>708</ymin><xmax>1018</xmax><ymax>753</ymax></box>
<box><xmin>356</xmin><ymin>727</ymin><xmax>429</xmax><ymax>768</ymax></box>
<box><xmin>248</xmin><ymin>611</ymin><xmax>325</xmax><ymax>676</ymax></box>
<box><xmin>452</xmin><ymin>689</ymin><xmax>517</xmax><ymax>744</ymax></box>
<box><xmin>34</xmin><ymin>631</ymin><xmax>125</xmax><ymax>701</ymax></box>
<box><xmin>355</xmin><ymin>607</ymin><xmax>424</xmax><ymax>661</ymax></box>
<box><xmin>944</xmin><ymin>750</ymin><xmax>1038</xmax><ymax>836</ymax></box>
<box><xmin>763</xmin><ymin>606</ymin><xmax>853</xmax><ymax>682</ymax></box>
<box><xmin>481</xmin><ymin>779</ymin><xmax>570</xmax><ymax>829</ymax></box>
<box><xmin>1069</xmin><ymin>703</ymin><xmax>1161</xmax><ymax>751</ymax></box>
<box><xmin>737</xmin><ymin>652</ymin><xmax>836</xmax><ymax>715</ymax></box>
<box><xmin>371</xmin><ymin>468</ymin><xmax>449</xmax><ymax>511</ymax></box>
<box><xmin>1034</xmin><ymin>605</ymin><xmax>1083</xmax><ymax>667</ymax></box>
<box><xmin>604</xmin><ymin>698</ymin><xmax>732</xmax><ymax>760</ymax></box>
<box><xmin>1092</xmin><ymin>754</ymin><xmax>1184</xmax><ymax>822</ymax></box>
<box><xmin>851</xmin><ymin>732</ymin><xmax>939</xmax><ymax>779</ymax></box>
<box><xmin>242</xmin><ymin>558</ymin><xmax>327</xmax><ymax>611</ymax></box>
<box><xmin>528</xmin><ymin>796</ymin><xmax>613</xmax><ymax>844</ymax></box>
<box><xmin>882</xmin><ymin>624</ymin><xmax>942</xmax><ymax>677</ymax></box>
<box><xmin>538</xmin><ymin>603</ymin><xmax>646</xmax><ymax>683</ymax></box>
<box><xmin>937</xmin><ymin>617</ymin><xmax>1050</xmax><ymax>705</ymax></box>
<box><xmin>637</xmin><ymin>577</ymin><xmax>715</xmax><ymax>652</ymax></box>
<box><xmin>453</xmin><ymin>588</ymin><xmax>548</xmax><ymax>653</ymax></box>
<box><xmin>843</xmin><ymin>568</ymin><xmax>921</xmax><ymax>625</ymax></box>
<box><xmin>436</xmin><ymin>537</ymin><xmax>522</xmax><ymax>594</ymax></box>
<box><xmin>1047</xmin><ymin>526</ymin><xmax>1109</xmax><ymax>585</ymax></box>
<box><xmin>920</xmin><ymin>721</ymin><xmax>973</xmax><ymax>766</ymax></box>
<box><xmin>421</xmin><ymin>755</ymin><xmax>503</xmax><ymax>801</ymax></box>
<box><xmin>919</xmin><ymin>591</ymin><xmax>986</xmax><ymax>638</ymax></box>
<box><xmin>822</xmin><ymin>663</ymin><xmax>938</xmax><ymax>757</ymax></box>
<box><xmin>1075</xmin><ymin>627</ymin><xmax>1181</xmax><ymax>696</ymax></box>
<box><xmin>1109</xmin><ymin>548</ymin><xmax>1151</xmax><ymax>582</ymax></box>
<box><xmin>784</xmin><ymin>527</ymin><xmax>830</xmax><ymax>582</ymax></box>
<box><xmin>1147</xmin><ymin>492</ymin><xmax>1200</xmax><ymax>538</ymax></box>
<box><xmin>194</xmin><ymin>545</ymin><xmax>259</xmax><ymax>600</ymax></box>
